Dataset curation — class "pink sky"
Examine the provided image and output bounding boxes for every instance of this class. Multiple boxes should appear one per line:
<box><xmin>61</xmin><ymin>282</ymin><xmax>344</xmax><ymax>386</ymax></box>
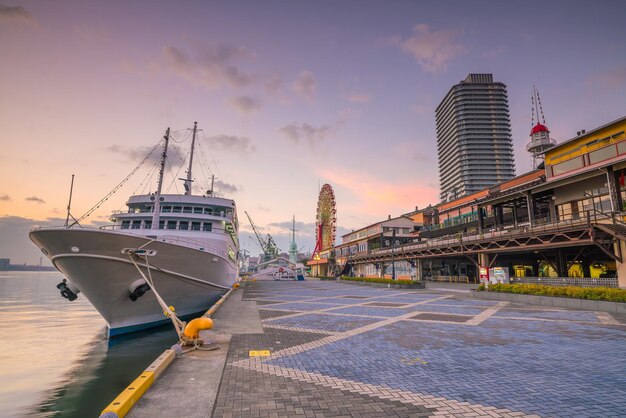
<box><xmin>1</xmin><ymin>0</ymin><xmax>626</xmax><ymax>263</ymax></box>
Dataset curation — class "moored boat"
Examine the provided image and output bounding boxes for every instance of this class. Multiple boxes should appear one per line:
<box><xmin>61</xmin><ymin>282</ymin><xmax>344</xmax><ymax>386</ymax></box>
<box><xmin>29</xmin><ymin>123</ymin><xmax>239</xmax><ymax>336</ymax></box>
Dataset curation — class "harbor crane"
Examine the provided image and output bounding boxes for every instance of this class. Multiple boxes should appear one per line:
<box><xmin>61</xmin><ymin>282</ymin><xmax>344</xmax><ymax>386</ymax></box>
<box><xmin>244</xmin><ymin>211</ymin><xmax>280</xmax><ymax>263</ymax></box>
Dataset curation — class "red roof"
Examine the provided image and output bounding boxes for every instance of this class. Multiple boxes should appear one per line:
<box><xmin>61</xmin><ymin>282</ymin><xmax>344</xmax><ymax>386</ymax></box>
<box><xmin>530</xmin><ymin>123</ymin><xmax>549</xmax><ymax>135</ymax></box>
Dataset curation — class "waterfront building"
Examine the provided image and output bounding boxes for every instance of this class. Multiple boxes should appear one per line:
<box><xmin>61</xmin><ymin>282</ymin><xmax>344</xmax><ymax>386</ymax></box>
<box><xmin>436</xmin><ymin>73</ymin><xmax>516</xmax><ymax>202</ymax></box>
<box><xmin>335</xmin><ymin>215</ymin><xmax>419</xmax><ymax>278</ymax></box>
<box><xmin>345</xmin><ymin>115</ymin><xmax>626</xmax><ymax>288</ymax></box>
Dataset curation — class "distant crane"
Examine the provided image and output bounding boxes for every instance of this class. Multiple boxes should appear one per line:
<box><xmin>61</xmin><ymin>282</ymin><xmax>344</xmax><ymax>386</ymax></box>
<box><xmin>244</xmin><ymin>211</ymin><xmax>279</xmax><ymax>263</ymax></box>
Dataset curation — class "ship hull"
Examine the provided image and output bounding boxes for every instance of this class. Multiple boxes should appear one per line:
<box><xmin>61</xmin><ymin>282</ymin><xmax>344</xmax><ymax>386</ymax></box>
<box><xmin>29</xmin><ymin>228</ymin><xmax>237</xmax><ymax>337</ymax></box>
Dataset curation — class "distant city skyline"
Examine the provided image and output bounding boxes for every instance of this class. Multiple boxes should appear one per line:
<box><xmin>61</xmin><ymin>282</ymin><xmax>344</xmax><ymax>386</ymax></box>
<box><xmin>1</xmin><ymin>0</ymin><xmax>626</xmax><ymax>264</ymax></box>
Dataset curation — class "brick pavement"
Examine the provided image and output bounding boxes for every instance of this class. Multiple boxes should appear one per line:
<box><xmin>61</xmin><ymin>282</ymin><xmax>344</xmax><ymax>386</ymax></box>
<box><xmin>211</xmin><ymin>280</ymin><xmax>626</xmax><ymax>417</ymax></box>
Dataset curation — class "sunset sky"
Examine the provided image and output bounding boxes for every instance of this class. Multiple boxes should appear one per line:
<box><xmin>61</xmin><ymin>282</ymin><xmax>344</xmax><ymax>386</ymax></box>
<box><xmin>1</xmin><ymin>0</ymin><xmax>626</xmax><ymax>264</ymax></box>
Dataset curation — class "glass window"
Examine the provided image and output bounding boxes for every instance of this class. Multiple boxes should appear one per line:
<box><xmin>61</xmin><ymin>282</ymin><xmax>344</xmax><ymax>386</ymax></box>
<box><xmin>191</xmin><ymin>222</ymin><xmax>201</xmax><ymax>231</ymax></box>
<box><xmin>144</xmin><ymin>220</ymin><xmax>152</xmax><ymax>229</ymax></box>
<box><xmin>204</xmin><ymin>207</ymin><xmax>213</xmax><ymax>215</ymax></box>
<box><xmin>179</xmin><ymin>221</ymin><xmax>189</xmax><ymax>230</ymax></box>
<box><xmin>167</xmin><ymin>220</ymin><xmax>177</xmax><ymax>229</ymax></box>
<box><xmin>121</xmin><ymin>220</ymin><xmax>130</xmax><ymax>229</ymax></box>
<box><xmin>183</xmin><ymin>206</ymin><xmax>192</xmax><ymax>213</ymax></box>
<box><xmin>159</xmin><ymin>220</ymin><xmax>165</xmax><ymax>229</ymax></box>
<box><xmin>203</xmin><ymin>222</ymin><xmax>212</xmax><ymax>232</ymax></box>
<box><xmin>193</xmin><ymin>207</ymin><xmax>203</xmax><ymax>214</ymax></box>
<box><xmin>162</xmin><ymin>206</ymin><xmax>172</xmax><ymax>213</ymax></box>
<box><xmin>131</xmin><ymin>220</ymin><xmax>141</xmax><ymax>229</ymax></box>
<box><xmin>172</xmin><ymin>206</ymin><xmax>182</xmax><ymax>213</ymax></box>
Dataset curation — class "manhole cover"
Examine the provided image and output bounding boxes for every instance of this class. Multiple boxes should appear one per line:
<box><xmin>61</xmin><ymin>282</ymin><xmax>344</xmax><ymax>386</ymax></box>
<box><xmin>410</xmin><ymin>313</ymin><xmax>472</xmax><ymax>322</ymax></box>
<box><xmin>339</xmin><ymin>295</ymin><xmax>371</xmax><ymax>299</ymax></box>
<box><xmin>365</xmin><ymin>302</ymin><xmax>408</xmax><ymax>308</ymax></box>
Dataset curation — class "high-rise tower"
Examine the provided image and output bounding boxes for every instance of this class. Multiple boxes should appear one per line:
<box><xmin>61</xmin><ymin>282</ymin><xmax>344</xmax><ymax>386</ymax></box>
<box><xmin>436</xmin><ymin>74</ymin><xmax>516</xmax><ymax>202</ymax></box>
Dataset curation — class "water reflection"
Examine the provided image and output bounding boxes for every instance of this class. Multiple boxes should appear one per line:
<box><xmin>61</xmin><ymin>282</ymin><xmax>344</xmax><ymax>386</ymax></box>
<box><xmin>0</xmin><ymin>272</ymin><xmax>176</xmax><ymax>418</ymax></box>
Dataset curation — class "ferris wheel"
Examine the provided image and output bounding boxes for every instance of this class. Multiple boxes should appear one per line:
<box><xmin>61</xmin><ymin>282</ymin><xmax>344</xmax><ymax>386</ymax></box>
<box><xmin>312</xmin><ymin>183</ymin><xmax>336</xmax><ymax>259</ymax></box>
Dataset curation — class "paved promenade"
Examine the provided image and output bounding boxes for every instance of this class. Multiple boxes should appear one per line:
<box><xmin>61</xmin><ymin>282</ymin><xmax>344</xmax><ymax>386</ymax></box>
<box><xmin>213</xmin><ymin>280</ymin><xmax>626</xmax><ymax>418</ymax></box>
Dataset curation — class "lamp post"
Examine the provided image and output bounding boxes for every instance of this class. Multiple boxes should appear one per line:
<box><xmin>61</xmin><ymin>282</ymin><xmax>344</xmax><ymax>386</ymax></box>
<box><xmin>385</xmin><ymin>229</ymin><xmax>397</xmax><ymax>280</ymax></box>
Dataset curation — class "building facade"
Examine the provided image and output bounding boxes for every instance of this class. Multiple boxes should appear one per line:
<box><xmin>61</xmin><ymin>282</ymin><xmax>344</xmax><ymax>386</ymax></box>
<box><xmin>436</xmin><ymin>73</ymin><xmax>516</xmax><ymax>202</ymax></box>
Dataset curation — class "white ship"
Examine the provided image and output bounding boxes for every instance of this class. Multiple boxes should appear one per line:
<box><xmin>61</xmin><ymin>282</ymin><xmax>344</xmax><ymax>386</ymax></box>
<box><xmin>29</xmin><ymin>123</ymin><xmax>239</xmax><ymax>337</ymax></box>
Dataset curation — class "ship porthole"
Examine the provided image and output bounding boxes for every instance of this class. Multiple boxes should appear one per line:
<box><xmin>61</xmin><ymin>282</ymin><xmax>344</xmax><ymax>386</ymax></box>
<box><xmin>70</xmin><ymin>246</ymin><xmax>80</xmax><ymax>253</ymax></box>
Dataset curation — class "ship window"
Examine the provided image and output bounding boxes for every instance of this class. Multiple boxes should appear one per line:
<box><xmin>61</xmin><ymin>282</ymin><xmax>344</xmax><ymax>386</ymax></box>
<box><xmin>121</xmin><ymin>220</ymin><xmax>130</xmax><ymax>229</ymax></box>
<box><xmin>159</xmin><ymin>220</ymin><xmax>165</xmax><ymax>229</ymax></box>
<box><xmin>167</xmin><ymin>220</ymin><xmax>177</xmax><ymax>229</ymax></box>
<box><xmin>172</xmin><ymin>206</ymin><xmax>182</xmax><ymax>213</ymax></box>
<box><xmin>191</xmin><ymin>221</ymin><xmax>201</xmax><ymax>231</ymax></box>
<box><xmin>183</xmin><ymin>206</ymin><xmax>192</xmax><ymax>213</ymax></box>
<box><xmin>203</xmin><ymin>222</ymin><xmax>212</xmax><ymax>232</ymax></box>
<box><xmin>162</xmin><ymin>206</ymin><xmax>172</xmax><ymax>213</ymax></box>
<box><xmin>131</xmin><ymin>220</ymin><xmax>141</xmax><ymax>229</ymax></box>
<box><xmin>204</xmin><ymin>207</ymin><xmax>213</xmax><ymax>215</ymax></box>
<box><xmin>144</xmin><ymin>220</ymin><xmax>152</xmax><ymax>229</ymax></box>
<box><xmin>179</xmin><ymin>221</ymin><xmax>189</xmax><ymax>231</ymax></box>
<box><xmin>193</xmin><ymin>207</ymin><xmax>203</xmax><ymax>214</ymax></box>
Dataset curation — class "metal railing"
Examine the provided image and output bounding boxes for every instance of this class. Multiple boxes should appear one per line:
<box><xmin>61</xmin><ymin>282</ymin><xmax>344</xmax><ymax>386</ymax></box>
<box><xmin>356</xmin><ymin>209</ymin><xmax>626</xmax><ymax>261</ymax></box>
<box><xmin>511</xmin><ymin>276</ymin><xmax>618</xmax><ymax>288</ymax></box>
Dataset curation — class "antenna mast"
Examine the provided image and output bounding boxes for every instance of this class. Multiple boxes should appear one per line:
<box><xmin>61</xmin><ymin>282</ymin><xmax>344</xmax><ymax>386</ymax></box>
<box><xmin>184</xmin><ymin>121</ymin><xmax>197</xmax><ymax>195</ymax></box>
<box><xmin>64</xmin><ymin>174</ymin><xmax>78</xmax><ymax>228</ymax></box>
<box><xmin>151</xmin><ymin>127</ymin><xmax>170</xmax><ymax>229</ymax></box>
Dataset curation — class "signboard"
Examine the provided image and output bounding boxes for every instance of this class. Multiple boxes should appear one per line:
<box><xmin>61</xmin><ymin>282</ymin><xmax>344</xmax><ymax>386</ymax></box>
<box><xmin>479</xmin><ymin>267</ymin><xmax>489</xmax><ymax>284</ymax></box>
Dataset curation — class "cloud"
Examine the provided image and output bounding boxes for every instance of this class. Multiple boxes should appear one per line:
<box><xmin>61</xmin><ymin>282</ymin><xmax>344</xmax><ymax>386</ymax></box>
<box><xmin>0</xmin><ymin>4</ymin><xmax>36</xmax><ymax>25</ymax></box>
<box><xmin>25</xmin><ymin>196</ymin><xmax>45</xmax><ymax>204</ymax></box>
<box><xmin>588</xmin><ymin>66</ymin><xmax>626</xmax><ymax>88</ymax></box>
<box><xmin>214</xmin><ymin>179</ymin><xmax>241</xmax><ymax>194</ymax></box>
<box><xmin>318</xmin><ymin>167</ymin><xmax>439</xmax><ymax>218</ymax></box>
<box><xmin>390</xmin><ymin>24</ymin><xmax>466</xmax><ymax>73</ymax></box>
<box><xmin>0</xmin><ymin>216</ymin><xmax>66</xmax><ymax>265</ymax></box>
<box><xmin>292</xmin><ymin>71</ymin><xmax>316</xmax><ymax>102</ymax></box>
<box><xmin>0</xmin><ymin>194</ymin><xmax>10</xmax><ymax>201</ymax></box>
<box><xmin>205</xmin><ymin>134</ymin><xmax>256</xmax><ymax>153</ymax></box>
<box><xmin>279</xmin><ymin>123</ymin><xmax>334</xmax><ymax>145</ymax></box>
<box><xmin>106</xmin><ymin>143</ymin><xmax>185</xmax><ymax>167</ymax></box>
<box><xmin>345</xmin><ymin>92</ymin><xmax>371</xmax><ymax>104</ymax></box>
<box><xmin>228</xmin><ymin>95</ymin><xmax>261</xmax><ymax>114</ymax></box>
<box><xmin>268</xmin><ymin>220</ymin><xmax>316</xmax><ymax>233</ymax></box>
<box><xmin>162</xmin><ymin>43</ymin><xmax>255</xmax><ymax>89</ymax></box>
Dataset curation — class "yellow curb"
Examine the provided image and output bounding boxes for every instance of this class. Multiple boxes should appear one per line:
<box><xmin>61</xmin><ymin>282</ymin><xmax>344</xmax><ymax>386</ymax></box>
<box><xmin>100</xmin><ymin>371</ymin><xmax>154</xmax><ymax>418</ymax></box>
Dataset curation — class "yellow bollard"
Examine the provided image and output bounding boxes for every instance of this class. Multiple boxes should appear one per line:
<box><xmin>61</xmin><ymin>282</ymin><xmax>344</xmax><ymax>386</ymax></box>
<box><xmin>233</xmin><ymin>283</ymin><xmax>240</xmax><ymax>289</ymax></box>
<box><xmin>183</xmin><ymin>317</ymin><xmax>213</xmax><ymax>339</ymax></box>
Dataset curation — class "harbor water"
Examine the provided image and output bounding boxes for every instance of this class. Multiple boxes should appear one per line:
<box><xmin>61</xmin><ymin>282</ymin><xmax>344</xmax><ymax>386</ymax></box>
<box><xmin>0</xmin><ymin>271</ymin><xmax>178</xmax><ymax>417</ymax></box>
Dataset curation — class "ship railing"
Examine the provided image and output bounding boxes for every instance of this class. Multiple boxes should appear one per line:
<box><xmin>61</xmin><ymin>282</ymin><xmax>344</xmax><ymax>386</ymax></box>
<box><xmin>158</xmin><ymin>235</ymin><xmax>228</xmax><ymax>257</ymax></box>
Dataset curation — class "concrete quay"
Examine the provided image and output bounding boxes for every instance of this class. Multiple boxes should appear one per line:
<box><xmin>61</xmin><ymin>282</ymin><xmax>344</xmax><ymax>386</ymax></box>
<box><xmin>128</xmin><ymin>279</ymin><xmax>626</xmax><ymax>418</ymax></box>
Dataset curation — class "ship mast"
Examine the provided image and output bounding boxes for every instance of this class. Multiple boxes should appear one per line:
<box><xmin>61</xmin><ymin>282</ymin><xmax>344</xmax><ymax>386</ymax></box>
<box><xmin>184</xmin><ymin>121</ymin><xmax>198</xmax><ymax>195</ymax></box>
<box><xmin>151</xmin><ymin>127</ymin><xmax>170</xmax><ymax>230</ymax></box>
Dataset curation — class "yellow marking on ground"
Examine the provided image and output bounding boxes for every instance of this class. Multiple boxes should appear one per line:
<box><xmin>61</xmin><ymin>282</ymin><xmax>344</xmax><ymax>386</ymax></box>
<box><xmin>400</xmin><ymin>356</ymin><xmax>428</xmax><ymax>365</ymax></box>
<box><xmin>249</xmin><ymin>350</ymin><xmax>271</xmax><ymax>357</ymax></box>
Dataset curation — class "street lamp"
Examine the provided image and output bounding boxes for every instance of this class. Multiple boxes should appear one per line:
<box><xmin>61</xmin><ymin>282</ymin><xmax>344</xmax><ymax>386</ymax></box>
<box><xmin>385</xmin><ymin>229</ymin><xmax>398</xmax><ymax>280</ymax></box>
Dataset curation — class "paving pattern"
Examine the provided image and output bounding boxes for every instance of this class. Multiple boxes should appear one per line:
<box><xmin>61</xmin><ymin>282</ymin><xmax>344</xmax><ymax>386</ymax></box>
<box><xmin>212</xmin><ymin>280</ymin><xmax>626</xmax><ymax>417</ymax></box>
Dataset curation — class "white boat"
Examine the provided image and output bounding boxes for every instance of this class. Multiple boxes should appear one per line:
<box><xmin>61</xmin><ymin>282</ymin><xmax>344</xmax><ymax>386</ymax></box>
<box><xmin>29</xmin><ymin>123</ymin><xmax>239</xmax><ymax>337</ymax></box>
